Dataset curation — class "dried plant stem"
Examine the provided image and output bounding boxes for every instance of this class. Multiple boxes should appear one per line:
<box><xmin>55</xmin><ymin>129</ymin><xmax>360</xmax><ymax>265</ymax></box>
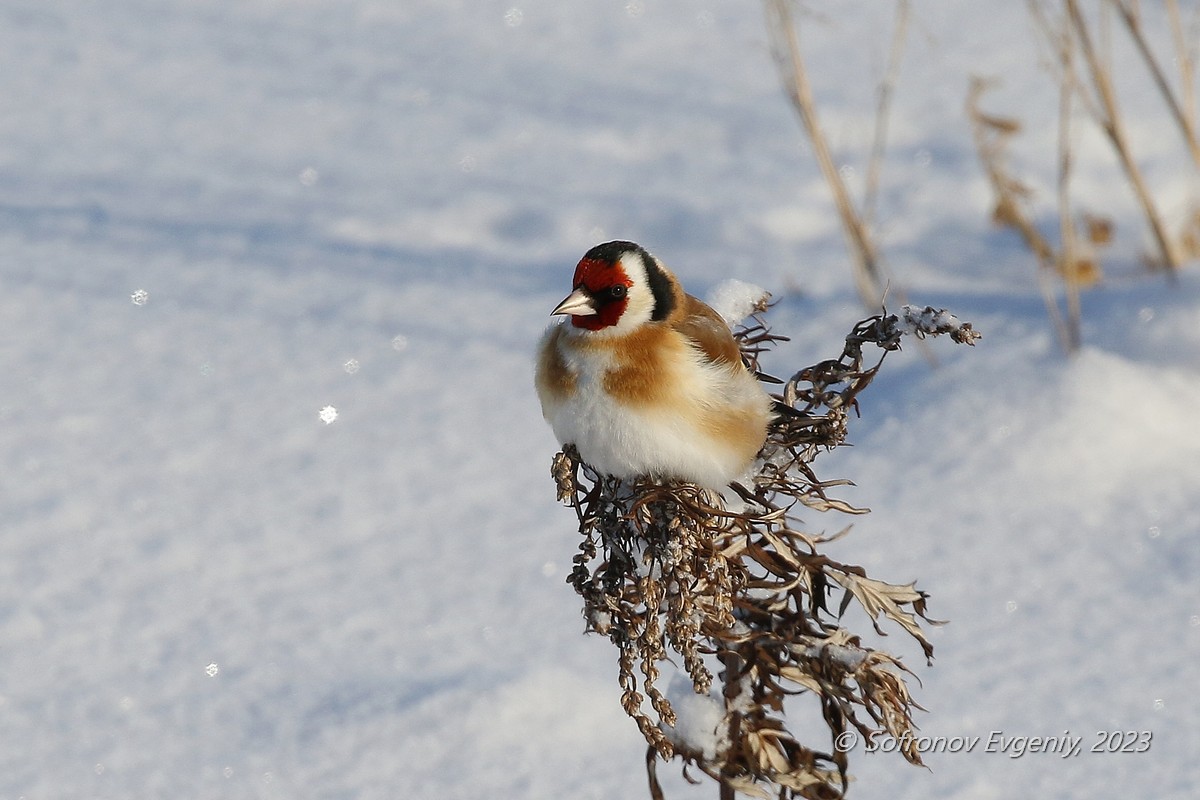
<box><xmin>1065</xmin><ymin>0</ymin><xmax>1184</xmax><ymax>271</ymax></box>
<box><xmin>717</xmin><ymin>648</ymin><xmax>741</xmax><ymax>800</ymax></box>
<box><xmin>1165</xmin><ymin>0</ymin><xmax>1197</xmax><ymax>150</ymax></box>
<box><xmin>646</xmin><ymin>747</ymin><xmax>666</xmax><ymax>800</ymax></box>
<box><xmin>765</xmin><ymin>0</ymin><xmax>887</xmax><ymax>308</ymax></box>
<box><xmin>554</xmin><ymin>303</ymin><xmax>980</xmax><ymax>799</ymax></box>
<box><xmin>967</xmin><ymin>78</ymin><xmax>1076</xmax><ymax>353</ymax></box>
<box><xmin>1112</xmin><ymin>0</ymin><xmax>1200</xmax><ymax>165</ymax></box>
<box><xmin>864</xmin><ymin>0</ymin><xmax>911</xmax><ymax>227</ymax></box>
<box><xmin>1055</xmin><ymin>12</ymin><xmax>1084</xmax><ymax>352</ymax></box>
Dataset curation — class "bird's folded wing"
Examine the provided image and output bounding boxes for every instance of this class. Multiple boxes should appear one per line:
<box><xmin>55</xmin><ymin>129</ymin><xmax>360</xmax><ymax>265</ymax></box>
<box><xmin>674</xmin><ymin>294</ymin><xmax>744</xmax><ymax>368</ymax></box>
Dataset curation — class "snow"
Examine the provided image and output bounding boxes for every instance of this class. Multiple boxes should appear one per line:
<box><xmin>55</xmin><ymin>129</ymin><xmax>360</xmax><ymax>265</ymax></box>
<box><xmin>2</xmin><ymin>1</ymin><xmax>1196</xmax><ymax>798</ymax></box>
<box><xmin>662</xmin><ymin>673</ymin><xmax>728</xmax><ymax>764</ymax></box>
<box><xmin>707</xmin><ymin>279</ymin><xmax>769</xmax><ymax>327</ymax></box>
<box><xmin>805</xmin><ymin>644</ymin><xmax>868</xmax><ymax>672</ymax></box>
<box><xmin>895</xmin><ymin>304</ymin><xmax>972</xmax><ymax>340</ymax></box>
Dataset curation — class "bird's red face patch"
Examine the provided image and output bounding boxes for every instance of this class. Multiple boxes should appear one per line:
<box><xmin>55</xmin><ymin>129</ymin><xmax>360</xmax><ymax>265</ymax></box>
<box><xmin>571</xmin><ymin>258</ymin><xmax>633</xmax><ymax>331</ymax></box>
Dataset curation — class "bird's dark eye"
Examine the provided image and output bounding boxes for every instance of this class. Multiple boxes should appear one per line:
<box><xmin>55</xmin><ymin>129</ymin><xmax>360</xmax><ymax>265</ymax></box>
<box><xmin>608</xmin><ymin>285</ymin><xmax>627</xmax><ymax>299</ymax></box>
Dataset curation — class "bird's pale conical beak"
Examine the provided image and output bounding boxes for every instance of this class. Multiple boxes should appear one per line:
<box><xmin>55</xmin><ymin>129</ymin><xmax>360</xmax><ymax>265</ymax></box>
<box><xmin>551</xmin><ymin>287</ymin><xmax>596</xmax><ymax>316</ymax></box>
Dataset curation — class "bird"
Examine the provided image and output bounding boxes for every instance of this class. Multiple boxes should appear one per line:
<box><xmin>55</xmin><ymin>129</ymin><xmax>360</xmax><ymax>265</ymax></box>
<box><xmin>535</xmin><ymin>240</ymin><xmax>772</xmax><ymax>490</ymax></box>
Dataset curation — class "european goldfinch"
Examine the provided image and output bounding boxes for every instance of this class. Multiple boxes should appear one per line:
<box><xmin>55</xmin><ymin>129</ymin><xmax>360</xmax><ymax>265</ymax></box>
<box><xmin>535</xmin><ymin>241</ymin><xmax>772</xmax><ymax>490</ymax></box>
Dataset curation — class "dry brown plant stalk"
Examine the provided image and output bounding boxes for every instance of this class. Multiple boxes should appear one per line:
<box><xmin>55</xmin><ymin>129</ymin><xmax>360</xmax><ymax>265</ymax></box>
<box><xmin>967</xmin><ymin>77</ymin><xmax>1086</xmax><ymax>353</ymax></box>
<box><xmin>550</xmin><ymin>300</ymin><xmax>980</xmax><ymax>799</ymax></box>
<box><xmin>1055</xmin><ymin>29</ymin><xmax>1086</xmax><ymax>354</ymax></box>
<box><xmin>971</xmin><ymin>2</ymin><xmax>1196</xmax><ymax>352</ymax></box>
<box><xmin>1165</xmin><ymin>0</ymin><xmax>1199</xmax><ymax>161</ymax></box>
<box><xmin>764</xmin><ymin>0</ymin><xmax>889</xmax><ymax>309</ymax></box>
<box><xmin>1110</xmin><ymin>0</ymin><xmax>1200</xmax><ymax>166</ymax></box>
<box><xmin>1059</xmin><ymin>0</ymin><xmax>1186</xmax><ymax>272</ymax></box>
<box><xmin>1025</xmin><ymin>0</ymin><xmax>1199</xmax><ymax>272</ymax></box>
<box><xmin>864</xmin><ymin>0</ymin><xmax>911</xmax><ymax>229</ymax></box>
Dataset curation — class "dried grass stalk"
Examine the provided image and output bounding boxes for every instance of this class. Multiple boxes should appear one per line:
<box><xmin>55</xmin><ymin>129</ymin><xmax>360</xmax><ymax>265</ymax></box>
<box><xmin>1111</xmin><ymin>0</ymin><xmax>1200</xmax><ymax>166</ymax></box>
<box><xmin>967</xmin><ymin>77</ymin><xmax>1093</xmax><ymax>354</ymax></box>
<box><xmin>551</xmin><ymin>302</ymin><xmax>980</xmax><ymax>799</ymax></box>
<box><xmin>1061</xmin><ymin>0</ymin><xmax>1185</xmax><ymax>272</ymax></box>
<box><xmin>764</xmin><ymin>0</ymin><xmax>888</xmax><ymax>309</ymax></box>
<box><xmin>864</xmin><ymin>0</ymin><xmax>911</xmax><ymax>229</ymax></box>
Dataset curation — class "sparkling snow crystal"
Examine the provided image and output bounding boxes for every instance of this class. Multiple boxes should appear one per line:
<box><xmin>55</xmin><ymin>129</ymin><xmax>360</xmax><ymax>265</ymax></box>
<box><xmin>319</xmin><ymin>405</ymin><xmax>338</xmax><ymax>424</ymax></box>
<box><xmin>130</xmin><ymin>289</ymin><xmax>149</xmax><ymax>306</ymax></box>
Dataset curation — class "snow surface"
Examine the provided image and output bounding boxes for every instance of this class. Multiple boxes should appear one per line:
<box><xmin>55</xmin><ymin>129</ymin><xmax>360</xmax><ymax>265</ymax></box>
<box><xmin>2</xmin><ymin>1</ymin><xmax>1197</xmax><ymax>798</ymax></box>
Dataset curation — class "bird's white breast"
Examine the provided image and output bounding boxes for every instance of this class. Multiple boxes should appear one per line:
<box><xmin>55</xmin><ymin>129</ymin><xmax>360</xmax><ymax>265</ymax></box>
<box><xmin>538</xmin><ymin>325</ymin><xmax>768</xmax><ymax>489</ymax></box>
